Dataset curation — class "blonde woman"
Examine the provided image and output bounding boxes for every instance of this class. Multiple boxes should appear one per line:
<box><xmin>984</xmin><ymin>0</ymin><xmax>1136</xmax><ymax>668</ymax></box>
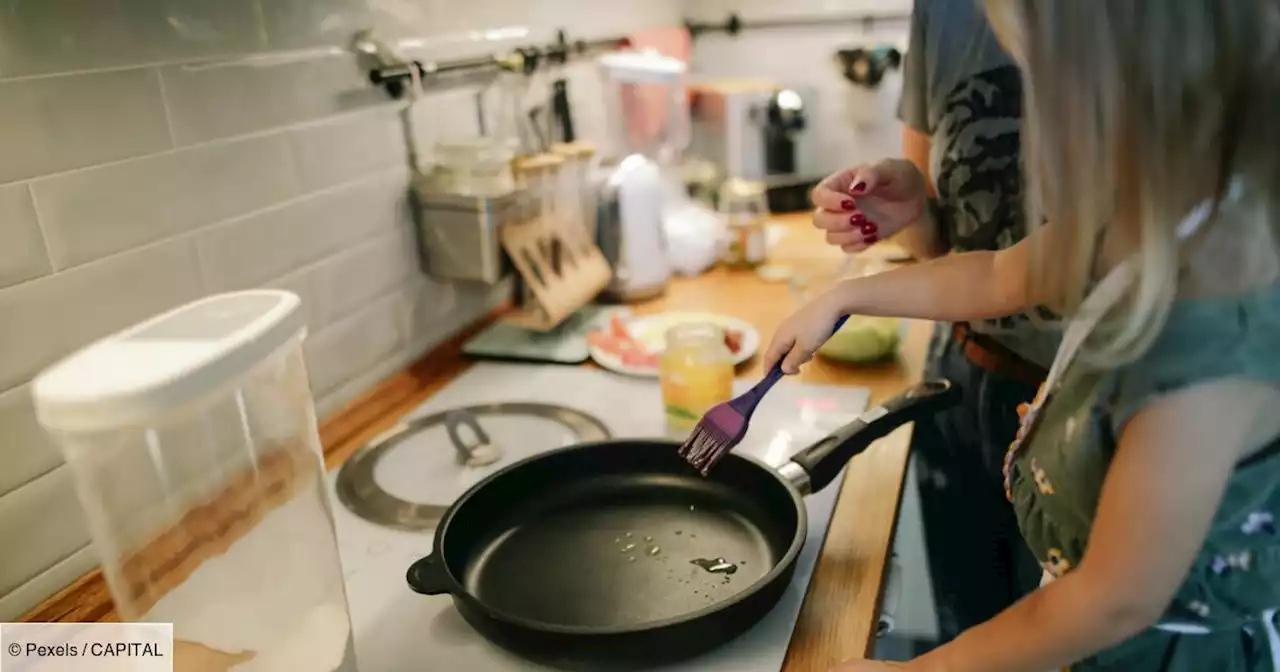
<box><xmin>768</xmin><ymin>1</ymin><xmax>1280</xmax><ymax>669</ymax></box>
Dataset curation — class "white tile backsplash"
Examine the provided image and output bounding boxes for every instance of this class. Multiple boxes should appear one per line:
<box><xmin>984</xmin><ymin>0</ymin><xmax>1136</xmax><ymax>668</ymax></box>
<box><xmin>0</xmin><ymin>69</ymin><xmax>172</xmax><ymax>184</ymax></box>
<box><xmin>260</xmin><ymin>0</ymin><xmax>376</xmax><ymax>50</ymax></box>
<box><xmin>0</xmin><ymin>468</ymin><xmax>89</xmax><ymax>598</ymax></box>
<box><xmin>160</xmin><ymin>57</ymin><xmax>390</xmax><ymax>146</ymax></box>
<box><xmin>321</xmin><ymin>224</ymin><xmax>421</xmax><ymax>319</ymax></box>
<box><xmin>303</xmin><ymin>291</ymin><xmax>406</xmax><ymax>398</ymax></box>
<box><xmin>197</xmin><ymin>169</ymin><xmax>410</xmax><ymax>292</ymax></box>
<box><xmin>0</xmin><ymin>237</ymin><xmax>206</xmax><ymax>393</ymax></box>
<box><xmin>287</xmin><ymin>108</ymin><xmax>406</xmax><ymax>191</ymax></box>
<box><xmin>0</xmin><ymin>385</ymin><xmax>63</xmax><ymax>498</ymax></box>
<box><xmin>0</xmin><ymin>184</ymin><xmax>50</xmax><ymax>288</ymax></box>
<box><xmin>0</xmin><ymin>0</ymin><xmax>682</xmax><ymax>623</ymax></box>
<box><xmin>33</xmin><ymin>136</ymin><xmax>300</xmax><ymax>270</ymax></box>
<box><xmin>0</xmin><ymin>0</ymin><xmax>265</xmax><ymax>77</ymax></box>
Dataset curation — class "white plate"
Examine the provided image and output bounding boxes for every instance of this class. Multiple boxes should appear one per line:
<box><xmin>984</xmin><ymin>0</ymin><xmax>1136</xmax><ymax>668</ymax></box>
<box><xmin>588</xmin><ymin>311</ymin><xmax>760</xmax><ymax>378</ymax></box>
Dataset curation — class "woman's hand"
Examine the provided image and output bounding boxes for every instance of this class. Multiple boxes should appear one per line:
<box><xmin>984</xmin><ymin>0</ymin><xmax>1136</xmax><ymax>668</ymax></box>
<box><xmin>763</xmin><ymin>288</ymin><xmax>847</xmax><ymax>375</ymax></box>
<box><xmin>811</xmin><ymin>159</ymin><xmax>929</xmax><ymax>253</ymax></box>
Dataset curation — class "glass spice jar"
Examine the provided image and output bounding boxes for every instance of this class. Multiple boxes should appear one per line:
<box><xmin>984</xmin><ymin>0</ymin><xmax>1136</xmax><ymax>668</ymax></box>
<box><xmin>718</xmin><ymin>178</ymin><xmax>770</xmax><ymax>269</ymax></box>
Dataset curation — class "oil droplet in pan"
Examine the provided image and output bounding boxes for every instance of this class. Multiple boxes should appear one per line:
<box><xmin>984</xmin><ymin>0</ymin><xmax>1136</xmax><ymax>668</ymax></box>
<box><xmin>628</xmin><ymin>557</ymin><xmax>636</xmax><ymax>563</ymax></box>
<box><xmin>690</xmin><ymin>558</ymin><xmax>738</xmax><ymax>575</ymax></box>
<box><xmin>620</xmin><ymin>543</ymin><xmax>637</xmax><ymax>553</ymax></box>
<box><xmin>647</xmin><ymin>546</ymin><xmax>661</xmax><ymax>556</ymax></box>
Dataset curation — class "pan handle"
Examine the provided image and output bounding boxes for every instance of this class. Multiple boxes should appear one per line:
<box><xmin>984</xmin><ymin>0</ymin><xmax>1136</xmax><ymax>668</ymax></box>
<box><xmin>407</xmin><ymin>553</ymin><xmax>454</xmax><ymax>596</ymax></box>
<box><xmin>784</xmin><ymin>380</ymin><xmax>958</xmax><ymax>494</ymax></box>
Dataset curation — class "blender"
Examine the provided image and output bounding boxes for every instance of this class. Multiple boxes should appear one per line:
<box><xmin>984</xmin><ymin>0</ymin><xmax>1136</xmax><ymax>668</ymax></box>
<box><xmin>593</xmin><ymin>50</ymin><xmax>692</xmax><ymax>301</ymax></box>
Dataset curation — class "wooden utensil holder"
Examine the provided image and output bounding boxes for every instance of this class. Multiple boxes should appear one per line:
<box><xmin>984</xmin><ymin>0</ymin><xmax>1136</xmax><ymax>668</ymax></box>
<box><xmin>501</xmin><ymin>212</ymin><xmax>611</xmax><ymax>331</ymax></box>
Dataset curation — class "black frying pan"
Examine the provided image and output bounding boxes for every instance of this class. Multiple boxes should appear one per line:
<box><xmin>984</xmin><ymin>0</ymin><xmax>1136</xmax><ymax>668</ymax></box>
<box><xmin>407</xmin><ymin>380</ymin><xmax>957</xmax><ymax>667</ymax></box>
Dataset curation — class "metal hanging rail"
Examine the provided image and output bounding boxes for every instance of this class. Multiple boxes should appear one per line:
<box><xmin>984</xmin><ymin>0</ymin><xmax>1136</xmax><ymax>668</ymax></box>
<box><xmin>684</xmin><ymin>11</ymin><xmax>911</xmax><ymax>38</ymax></box>
<box><xmin>367</xmin><ymin>10</ymin><xmax>911</xmax><ymax>98</ymax></box>
<box><xmin>368</xmin><ymin>30</ymin><xmax>628</xmax><ymax>99</ymax></box>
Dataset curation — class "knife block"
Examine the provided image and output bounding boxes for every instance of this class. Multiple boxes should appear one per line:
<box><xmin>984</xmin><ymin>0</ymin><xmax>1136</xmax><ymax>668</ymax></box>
<box><xmin>500</xmin><ymin>212</ymin><xmax>611</xmax><ymax>332</ymax></box>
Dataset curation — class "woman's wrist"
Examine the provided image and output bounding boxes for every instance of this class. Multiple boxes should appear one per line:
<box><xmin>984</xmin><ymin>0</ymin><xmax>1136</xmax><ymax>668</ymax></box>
<box><xmin>824</xmin><ymin>277</ymin><xmax>867</xmax><ymax>318</ymax></box>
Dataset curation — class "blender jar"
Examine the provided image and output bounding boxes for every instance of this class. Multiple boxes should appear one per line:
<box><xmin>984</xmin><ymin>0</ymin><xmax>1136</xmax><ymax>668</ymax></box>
<box><xmin>32</xmin><ymin>291</ymin><xmax>357</xmax><ymax>671</ymax></box>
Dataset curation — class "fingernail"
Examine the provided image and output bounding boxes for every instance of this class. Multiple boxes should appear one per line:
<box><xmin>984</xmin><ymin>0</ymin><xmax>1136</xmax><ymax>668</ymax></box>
<box><xmin>860</xmin><ymin>222</ymin><xmax>878</xmax><ymax>236</ymax></box>
<box><xmin>850</xmin><ymin>213</ymin><xmax>866</xmax><ymax>225</ymax></box>
<box><xmin>841</xmin><ymin>199</ymin><xmax>855</xmax><ymax>211</ymax></box>
<box><xmin>851</xmin><ymin>181</ymin><xmax>867</xmax><ymax>194</ymax></box>
<box><xmin>865</xmin><ymin>234</ymin><xmax>879</xmax><ymax>244</ymax></box>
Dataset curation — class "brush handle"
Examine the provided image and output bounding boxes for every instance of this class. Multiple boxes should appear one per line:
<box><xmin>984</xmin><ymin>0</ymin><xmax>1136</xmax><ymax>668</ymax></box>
<box><xmin>738</xmin><ymin>315</ymin><xmax>851</xmax><ymax>411</ymax></box>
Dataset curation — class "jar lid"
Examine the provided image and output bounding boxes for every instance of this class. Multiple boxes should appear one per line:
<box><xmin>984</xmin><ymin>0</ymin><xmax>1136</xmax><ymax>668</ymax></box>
<box><xmin>33</xmin><ymin>291</ymin><xmax>305</xmax><ymax>433</ymax></box>
<box><xmin>513</xmin><ymin>153</ymin><xmax>565</xmax><ymax>175</ymax></box>
<box><xmin>550</xmin><ymin>141</ymin><xmax>596</xmax><ymax>159</ymax></box>
<box><xmin>721</xmin><ymin>177</ymin><xmax>768</xmax><ymax>198</ymax></box>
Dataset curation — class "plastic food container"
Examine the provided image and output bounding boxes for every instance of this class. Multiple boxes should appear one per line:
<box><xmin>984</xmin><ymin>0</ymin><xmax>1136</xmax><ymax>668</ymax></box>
<box><xmin>32</xmin><ymin>291</ymin><xmax>357</xmax><ymax>671</ymax></box>
<box><xmin>435</xmin><ymin>138</ymin><xmax>516</xmax><ymax>196</ymax></box>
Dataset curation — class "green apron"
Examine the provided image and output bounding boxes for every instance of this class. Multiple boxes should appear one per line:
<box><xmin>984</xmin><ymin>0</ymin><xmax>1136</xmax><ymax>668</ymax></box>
<box><xmin>1004</xmin><ymin>281</ymin><xmax>1280</xmax><ymax>671</ymax></box>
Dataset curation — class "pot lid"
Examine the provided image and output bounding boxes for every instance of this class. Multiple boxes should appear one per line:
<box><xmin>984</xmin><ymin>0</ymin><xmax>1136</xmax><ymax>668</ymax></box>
<box><xmin>336</xmin><ymin>403</ymin><xmax>610</xmax><ymax>530</ymax></box>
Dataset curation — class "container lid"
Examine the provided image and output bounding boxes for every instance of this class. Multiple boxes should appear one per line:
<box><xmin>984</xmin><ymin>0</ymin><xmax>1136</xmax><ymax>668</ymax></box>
<box><xmin>33</xmin><ymin>291</ymin><xmax>306</xmax><ymax>433</ymax></box>
<box><xmin>550</xmin><ymin>141</ymin><xmax>596</xmax><ymax>159</ymax></box>
<box><xmin>599</xmin><ymin>50</ymin><xmax>686</xmax><ymax>82</ymax></box>
<box><xmin>512</xmin><ymin>153</ymin><xmax>565</xmax><ymax>175</ymax></box>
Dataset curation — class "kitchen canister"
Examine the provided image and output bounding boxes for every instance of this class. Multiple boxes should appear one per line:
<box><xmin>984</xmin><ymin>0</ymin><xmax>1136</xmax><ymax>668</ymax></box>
<box><xmin>32</xmin><ymin>290</ymin><xmax>358</xmax><ymax>671</ymax></box>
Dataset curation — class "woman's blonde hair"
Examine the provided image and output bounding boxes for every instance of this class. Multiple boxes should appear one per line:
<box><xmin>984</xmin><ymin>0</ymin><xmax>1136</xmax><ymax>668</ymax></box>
<box><xmin>985</xmin><ymin>0</ymin><xmax>1280</xmax><ymax>366</ymax></box>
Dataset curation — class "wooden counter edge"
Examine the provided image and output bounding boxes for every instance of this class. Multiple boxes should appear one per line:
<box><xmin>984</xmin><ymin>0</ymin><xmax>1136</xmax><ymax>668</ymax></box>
<box><xmin>782</xmin><ymin>319</ymin><xmax>931</xmax><ymax>672</ymax></box>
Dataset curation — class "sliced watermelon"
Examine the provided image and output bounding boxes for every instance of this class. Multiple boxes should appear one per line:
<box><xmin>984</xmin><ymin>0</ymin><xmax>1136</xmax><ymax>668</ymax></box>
<box><xmin>609</xmin><ymin>314</ymin><xmax>631</xmax><ymax>340</ymax></box>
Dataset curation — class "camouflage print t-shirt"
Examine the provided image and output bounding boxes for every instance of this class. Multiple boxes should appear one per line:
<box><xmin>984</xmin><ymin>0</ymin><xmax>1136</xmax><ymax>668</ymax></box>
<box><xmin>897</xmin><ymin>0</ymin><xmax>1060</xmax><ymax>368</ymax></box>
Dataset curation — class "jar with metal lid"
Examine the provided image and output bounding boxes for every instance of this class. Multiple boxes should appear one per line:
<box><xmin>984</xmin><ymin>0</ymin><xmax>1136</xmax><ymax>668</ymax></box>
<box><xmin>718</xmin><ymin>177</ymin><xmax>770</xmax><ymax>269</ymax></box>
<box><xmin>511</xmin><ymin>153</ymin><xmax>567</xmax><ymax>309</ymax></box>
<box><xmin>659</xmin><ymin>323</ymin><xmax>735</xmax><ymax>436</ymax></box>
<box><xmin>513</xmin><ymin>153</ymin><xmax>566</xmax><ymax>227</ymax></box>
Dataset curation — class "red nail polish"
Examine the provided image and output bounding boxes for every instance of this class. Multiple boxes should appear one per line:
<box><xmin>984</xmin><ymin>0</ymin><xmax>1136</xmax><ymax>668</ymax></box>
<box><xmin>865</xmin><ymin>234</ymin><xmax>879</xmax><ymax>244</ymax></box>
<box><xmin>852</xmin><ymin>181</ymin><xmax>867</xmax><ymax>194</ymax></box>
<box><xmin>841</xmin><ymin>199</ymin><xmax>855</xmax><ymax>210</ymax></box>
<box><xmin>850</xmin><ymin>214</ymin><xmax>864</xmax><ymax>225</ymax></box>
<box><xmin>860</xmin><ymin>222</ymin><xmax>878</xmax><ymax>235</ymax></box>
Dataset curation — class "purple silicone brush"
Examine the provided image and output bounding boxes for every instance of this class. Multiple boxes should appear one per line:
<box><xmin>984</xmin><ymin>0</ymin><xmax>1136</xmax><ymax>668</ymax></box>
<box><xmin>678</xmin><ymin>315</ymin><xmax>850</xmax><ymax>475</ymax></box>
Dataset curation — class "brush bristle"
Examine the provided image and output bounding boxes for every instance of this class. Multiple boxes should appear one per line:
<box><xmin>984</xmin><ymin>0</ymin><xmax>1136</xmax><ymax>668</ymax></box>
<box><xmin>677</xmin><ymin>403</ymin><xmax>749</xmax><ymax>475</ymax></box>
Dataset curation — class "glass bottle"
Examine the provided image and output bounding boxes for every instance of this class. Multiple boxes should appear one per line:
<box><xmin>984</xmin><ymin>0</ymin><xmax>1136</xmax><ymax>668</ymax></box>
<box><xmin>659</xmin><ymin>323</ymin><xmax>735</xmax><ymax>436</ymax></box>
<box><xmin>718</xmin><ymin>178</ymin><xmax>770</xmax><ymax>269</ymax></box>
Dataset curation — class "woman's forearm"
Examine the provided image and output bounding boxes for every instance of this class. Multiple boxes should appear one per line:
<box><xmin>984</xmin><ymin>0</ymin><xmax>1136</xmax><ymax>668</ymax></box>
<box><xmin>892</xmin><ymin>201</ymin><xmax>949</xmax><ymax>261</ymax></box>
<box><xmin>914</xmin><ymin>572</ymin><xmax>1155</xmax><ymax>672</ymax></box>
<box><xmin>829</xmin><ymin>245</ymin><xmax>1031</xmax><ymax>322</ymax></box>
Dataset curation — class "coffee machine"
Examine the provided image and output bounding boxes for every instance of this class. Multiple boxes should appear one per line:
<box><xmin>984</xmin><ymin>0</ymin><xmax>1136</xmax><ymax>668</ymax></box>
<box><xmin>688</xmin><ymin>78</ymin><xmax>817</xmax><ymax>185</ymax></box>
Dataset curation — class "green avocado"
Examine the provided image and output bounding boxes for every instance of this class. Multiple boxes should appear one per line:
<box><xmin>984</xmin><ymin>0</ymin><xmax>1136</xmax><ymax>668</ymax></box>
<box><xmin>818</xmin><ymin>316</ymin><xmax>902</xmax><ymax>363</ymax></box>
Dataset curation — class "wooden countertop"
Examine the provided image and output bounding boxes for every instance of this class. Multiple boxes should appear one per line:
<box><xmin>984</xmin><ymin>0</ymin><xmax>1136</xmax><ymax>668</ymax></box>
<box><xmin>23</xmin><ymin>214</ymin><xmax>930</xmax><ymax>671</ymax></box>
